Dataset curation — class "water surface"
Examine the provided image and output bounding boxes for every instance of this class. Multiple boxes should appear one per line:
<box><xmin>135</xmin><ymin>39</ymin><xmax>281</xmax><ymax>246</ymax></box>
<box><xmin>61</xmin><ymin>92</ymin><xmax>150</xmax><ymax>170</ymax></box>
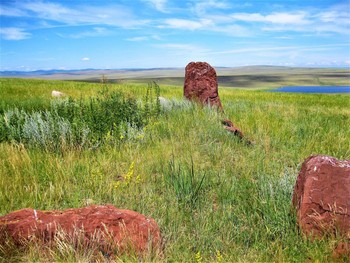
<box><xmin>270</xmin><ymin>86</ymin><xmax>350</xmax><ymax>93</ymax></box>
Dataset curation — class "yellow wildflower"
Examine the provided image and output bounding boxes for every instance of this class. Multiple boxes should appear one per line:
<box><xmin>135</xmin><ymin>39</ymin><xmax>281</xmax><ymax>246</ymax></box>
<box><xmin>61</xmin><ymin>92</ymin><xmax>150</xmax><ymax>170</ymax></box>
<box><xmin>195</xmin><ymin>251</ymin><xmax>203</xmax><ymax>263</ymax></box>
<box><xmin>114</xmin><ymin>181</ymin><xmax>121</xmax><ymax>189</ymax></box>
<box><xmin>216</xmin><ymin>250</ymin><xmax>223</xmax><ymax>263</ymax></box>
<box><xmin>124</xmin><ymin>161</ymin><xmax>134</xmax><ymax>185</ymax></box>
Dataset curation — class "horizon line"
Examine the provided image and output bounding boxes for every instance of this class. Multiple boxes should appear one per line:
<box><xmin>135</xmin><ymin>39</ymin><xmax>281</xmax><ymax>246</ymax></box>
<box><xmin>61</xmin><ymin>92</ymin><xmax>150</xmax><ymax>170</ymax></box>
<box><xmin>1</xmin><ymin>64</ymin><xmax>350</xmax><ymax>73</ymax></box>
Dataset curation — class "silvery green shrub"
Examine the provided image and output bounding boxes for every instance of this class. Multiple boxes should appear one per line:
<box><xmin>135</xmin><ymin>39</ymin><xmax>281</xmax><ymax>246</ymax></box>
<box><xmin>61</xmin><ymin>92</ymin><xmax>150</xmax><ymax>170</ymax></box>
<box><xmin>0</xmin><ymin>85</ymin><xmax>160</xmax><ymax>151</ymax></box>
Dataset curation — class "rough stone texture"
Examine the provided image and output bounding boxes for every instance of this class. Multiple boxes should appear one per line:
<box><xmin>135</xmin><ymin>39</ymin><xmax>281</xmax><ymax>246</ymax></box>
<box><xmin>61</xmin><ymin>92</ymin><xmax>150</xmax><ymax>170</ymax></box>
<box><xmin>0</xmin><ymin>205</ymin><xmax>161</xmax><ymax>255</ymax></box>
<box><xmin>222</xmin><ymin>119</ymin><xmax>252</xmax><ymax>144</ymax></box>
<box><xmin>183</xmin><ymin>62</ymin><xmax>248</xmax><ymax>141</ymax></box>
<box><xmin>332</xmin><ymin>242</ymin><xmax>350</xmax><ymax>259</ymax></box>
<box><xmin>184</xmin><ymin>61</ymin><xmax>223</xmax><ymax>110</ymax></box>
<box><xmin>292</xmin><ymin>155</ymin><xmax>350</xmax><ymax>238</ymax></box>
<box><xmin>222</xmin><ymin>119</ymin><xmax>244</xmax><ymax>140</ymax></box>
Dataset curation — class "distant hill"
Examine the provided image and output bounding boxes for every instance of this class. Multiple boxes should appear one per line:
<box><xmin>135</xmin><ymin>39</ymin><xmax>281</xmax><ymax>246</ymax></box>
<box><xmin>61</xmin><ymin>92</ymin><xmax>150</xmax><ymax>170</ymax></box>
<box><xmin>1</xmin><ymin>66</ymin><xmax>349</xmax><ymax>88</ymax></box>
<box><xmin>0</xmin><ymin>68</ymin><xmax>182</xmax><ymax>78</ymax></box>
<box><xmin>0</xmin><ymin>68</ymin><xmax>96</xmax><ymax>76</ymax></box>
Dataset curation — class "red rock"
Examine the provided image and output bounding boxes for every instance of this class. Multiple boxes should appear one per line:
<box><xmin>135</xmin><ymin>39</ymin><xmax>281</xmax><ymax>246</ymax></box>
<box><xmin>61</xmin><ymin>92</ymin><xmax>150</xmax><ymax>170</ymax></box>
<box><xmin>292</xmin><ymin>155</ymin><xmax>350</xmax><ymax>238</ymax></box>
<box><xmin>184</xmin><ymin>61</ymin><xmax>223</xmax><ymax>110</ymax></box>
<box><xmin>332</xmin><ymin>242</ymin><xmax>350</xmax><ymax>259</ymax></box>
<box><xmin>183</xmin><ymin>62</ymin><xmax>249</xmax><ymax>142</ymax></box>
<box><xmin>222</xmin><ymin>119</ymin><xmax>244</xmax><ymax>140</ymax></box>
<box><xmin>0</xmin><ymin>205</ymin><xmax>161</xmax><ymax>256</ymax></box>
<box><xmin>222</xmin><ymin>119</ymin><xmax>252</xmax><ymax>144</ymax></box>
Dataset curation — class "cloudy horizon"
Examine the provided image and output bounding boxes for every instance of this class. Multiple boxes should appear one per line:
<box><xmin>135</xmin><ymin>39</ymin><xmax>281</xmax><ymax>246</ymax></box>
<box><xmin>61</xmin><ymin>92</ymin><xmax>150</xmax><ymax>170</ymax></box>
<box><xmin>1</xmin><ymin>0</ymin><xmax>349</xmax><ymax>71</ymax></box>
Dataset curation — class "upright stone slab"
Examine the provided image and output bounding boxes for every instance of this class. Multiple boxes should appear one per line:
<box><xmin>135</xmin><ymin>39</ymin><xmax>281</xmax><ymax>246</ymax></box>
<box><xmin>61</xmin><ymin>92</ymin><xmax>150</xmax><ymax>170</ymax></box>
<box><xmin>292</xmin><ymin>155</ymin><xmax>350</xmax><ymax>238</ymax></box>
<box><xmin>184</xmin><ymin>61</ymin><xmax>223</xmax><ymax>110</ymax></box>
<box><xmin>0</xmin><ymin>205</ymin><xmax>162</xmax><ymax>256</ymax></box>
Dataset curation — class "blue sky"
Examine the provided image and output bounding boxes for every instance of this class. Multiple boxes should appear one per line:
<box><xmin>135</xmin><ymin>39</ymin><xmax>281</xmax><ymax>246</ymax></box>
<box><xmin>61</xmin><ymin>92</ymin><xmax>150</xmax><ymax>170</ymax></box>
<box><xmin>0</xmin><ymin>0</ymin><xmax>349</xmax><ymax>70</ymax></box>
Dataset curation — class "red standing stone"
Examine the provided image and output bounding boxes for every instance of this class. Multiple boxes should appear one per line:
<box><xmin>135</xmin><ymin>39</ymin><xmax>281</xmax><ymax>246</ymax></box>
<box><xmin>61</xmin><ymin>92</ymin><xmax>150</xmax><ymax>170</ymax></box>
<box><xmin>184</xmin><ymin>61</ymin><xmax>223</xmax><ymax>110</ymax></box>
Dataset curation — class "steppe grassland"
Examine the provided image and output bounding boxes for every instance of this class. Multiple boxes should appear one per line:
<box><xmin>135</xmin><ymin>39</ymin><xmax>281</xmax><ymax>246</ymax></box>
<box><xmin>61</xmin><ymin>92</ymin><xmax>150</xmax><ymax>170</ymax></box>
<box><xmin>0</xmin><ymin>77</ymin><xmax>349</xmax><ymax>262</ymax></box>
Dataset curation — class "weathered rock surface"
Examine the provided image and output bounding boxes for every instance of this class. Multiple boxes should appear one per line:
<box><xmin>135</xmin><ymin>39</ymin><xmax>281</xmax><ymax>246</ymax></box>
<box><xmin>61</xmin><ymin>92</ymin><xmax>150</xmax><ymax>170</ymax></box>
<box><xmin>0</xmin><ymin>205</ymin><xmax>161</xmax><ymax>255</ymax></box>
<box><xmin>184</xmin><ymin>61</ymin><xmax>223</xmax><ymax>110</ymax></box>
<box><xmin>183</xmin><ymin>61</ymin><xmax>249</xmax><ymax>141</ymax></box>
<box><xmin>332</xmin><ymin>242</ymin><xmax>350</xmax><ymax>259</ymax></box>
<box><xmin>292</xmin><ymin>155</ymin><xmax>350</xmax><ymax>238</ymax></box>
<box><xmin>222</xmin><ymin>119</ymin><xmax>245</xmax><ymax>140</ymax></box>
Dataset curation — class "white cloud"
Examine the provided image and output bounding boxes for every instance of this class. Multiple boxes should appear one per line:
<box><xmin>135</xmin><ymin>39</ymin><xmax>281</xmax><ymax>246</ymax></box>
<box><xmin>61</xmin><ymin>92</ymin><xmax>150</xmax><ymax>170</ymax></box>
<box><xmin>3</xmin><ymin>1</ymin><xmax>349</xmax><ymax>39</ymax></box>
<box><xmin>22</xmin><ymin>1</ymin><xmax>72</xmax><ymax>21</ymax></box>
<box><xmin>207</xmin><ymin>46</ymin><xmax>295</xmax><ymax>55</ymax></box>
<box><xmin>81</xmin><ymin>57</ymin><xmax>90</xmax><ymax>61</ymax></box>
<box><xmin>61</xmin><ymin>27</ymin><xmax>113</xmax><ymax>39</ymax></box>
<box><xmin>0</xmin><ymin>27</ymin><xmax>31</xmax><ymax>40</ymax></box>
<box><xmin>5</xmin><ymin>1</ymin><xmax>148</xmax><ymax>28</ymax></box>
<box><xmin>126</xmin><ymin>36</ymin><xmax>149</xmax><ymax>41</ymax></box>
<box><xmin>193</xmin><ymin>0</ymin><xmax>230</xmax><ymax>15</ymax></box>
<box><xmin>312</xmin><ymin>5</ymin><xmax>350</xmax><ymax>34</ymax></box>
<box><xmin>205</xmin><ymin>43</ymin><xmax>349</xmax><ymax>56</ymax></box>
<box><xmin>0</xmin><ymin>5</ymin><xmax>27</xmax><ymax>17</ymax></box>
<box><xmin>274</xmin><ymin>36</ymin><xmax>293</xmax><ymax>39</ymax></box>
<box><xmin>263</xmin><ymin>23</ymin><xmax>349</xmax><ymax>35</ymax></box>
<box><xmin>231</xmin><ymin>12</ymin><xmax>310</xmax><ymax>25</ymax></box>
<box><xmin>163</xmin><ymin>18</ymin><xmax>211</xmax><ymax>30</ymax></box>
<box><xmin>158</xmin><ymin>7</ymin><xmax>348</xmax><ymax>37</ymax></box>
<box><xmin>266</xmin><ymin>12</ymin><xmax>309</xmax><ymax>24</ymax></box>
<box><xmin>209</xmin><ymin>24</ymin><xmax>252</xmax><ymax>37</ymax></box>
<box><xmin>126</xmin><ymin>34</ymin><xmax>161</xmax><ymax>41</ymax></box>
<box><xmin>160</xmin><ymin>18</ymin><xmax>250</xmax><ymax>36</ymax></box>
<box><xmin>228</xmin><ymin>9</ymin><xmax>349</xmax><ymax>35</ymax></box>
<box><xmin>143</xmin><ymin>0</ymin><xmax>168</xmax><ymax>12</ymax></box>
<box><xmin>156</xmin><ymin>43</ymin><xmax>196</xmax><ymax>50</ymax></box>
<box><xmin>316</xmin><ymin>3</ymin><xmax>350</xmax><ymax>25</ymax></box>
<box><xmin>150</xmin><ymin>34</ymin><xmax>162</xmax><ymax>40</ymax></box>
<box><xmin>154</xmin><ymin>43</ymin><xmax>209</xmax><ymax>54</ymax></box>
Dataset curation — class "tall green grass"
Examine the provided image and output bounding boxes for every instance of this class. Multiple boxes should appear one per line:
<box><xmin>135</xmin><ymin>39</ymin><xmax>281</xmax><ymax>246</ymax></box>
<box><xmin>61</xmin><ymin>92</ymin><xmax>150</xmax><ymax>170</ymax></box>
<box><xmin>0</xmin><ymin>78</ymin><xmax>349</xmax><ymax>262</ymax></box>
<box><xmin>0</xmin><ymin>82</ymin><xmax>161</xmax><ymax>152</ymax></box>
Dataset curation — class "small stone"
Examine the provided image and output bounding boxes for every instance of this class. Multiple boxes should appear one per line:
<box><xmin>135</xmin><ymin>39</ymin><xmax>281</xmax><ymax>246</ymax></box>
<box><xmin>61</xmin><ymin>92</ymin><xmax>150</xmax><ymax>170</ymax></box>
<box><xmin>51</xmin><ymin>90</ymin><xmax>65</xmax><ymax>97</ymax></box>
<box><xmin>222</xmin><ymin>119</ymin><xmax>244</xmax><ymax>139</ymax></box>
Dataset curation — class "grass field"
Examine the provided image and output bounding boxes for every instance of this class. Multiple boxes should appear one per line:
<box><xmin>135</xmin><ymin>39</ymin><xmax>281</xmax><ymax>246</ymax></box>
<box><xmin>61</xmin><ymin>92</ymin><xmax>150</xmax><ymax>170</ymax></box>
<box><xmin>0</xmin><ymin>76</ymin><xmax>349</xmax><ymax>262</ymax></box>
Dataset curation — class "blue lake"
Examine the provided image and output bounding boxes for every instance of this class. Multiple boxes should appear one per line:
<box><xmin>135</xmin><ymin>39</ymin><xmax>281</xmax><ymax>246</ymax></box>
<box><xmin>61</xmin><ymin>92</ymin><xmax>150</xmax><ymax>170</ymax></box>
<box><xmin>270</xmin><ymin>86</ymin><xmax>350</xmax><ymax>94</ymax></box>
